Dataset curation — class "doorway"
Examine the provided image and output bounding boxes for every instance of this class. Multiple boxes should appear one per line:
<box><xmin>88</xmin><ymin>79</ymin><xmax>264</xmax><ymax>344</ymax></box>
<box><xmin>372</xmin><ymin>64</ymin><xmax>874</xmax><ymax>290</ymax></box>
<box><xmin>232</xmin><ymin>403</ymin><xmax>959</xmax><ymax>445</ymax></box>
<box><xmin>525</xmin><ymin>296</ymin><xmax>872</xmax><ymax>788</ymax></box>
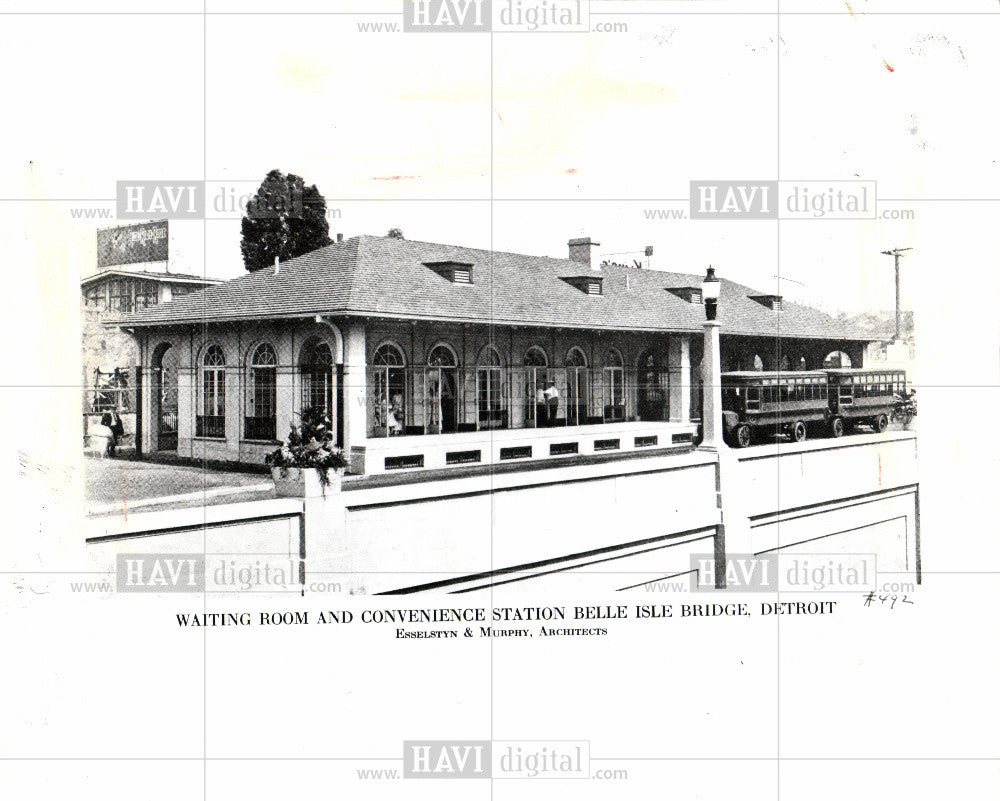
<box><xmin>637</xmin><ymin>349</ymin><xmax>667</xmax><ymax>421</ymax></box>
<box><xmin>152</xmin><ymin>342</ymin><xmax>178</xmax><ymax>451</ymax></box>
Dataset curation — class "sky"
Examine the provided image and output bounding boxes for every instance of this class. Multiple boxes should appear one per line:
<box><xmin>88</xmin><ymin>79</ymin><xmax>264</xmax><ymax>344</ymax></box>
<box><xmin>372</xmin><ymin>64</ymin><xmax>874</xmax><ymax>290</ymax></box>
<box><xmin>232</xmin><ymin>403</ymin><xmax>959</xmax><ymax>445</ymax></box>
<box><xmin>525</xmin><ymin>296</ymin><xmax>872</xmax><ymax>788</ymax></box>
<box><xmin>3</xmin><ymin>4</ymin><xmax>998</xmax><ymax>371</ymax></box>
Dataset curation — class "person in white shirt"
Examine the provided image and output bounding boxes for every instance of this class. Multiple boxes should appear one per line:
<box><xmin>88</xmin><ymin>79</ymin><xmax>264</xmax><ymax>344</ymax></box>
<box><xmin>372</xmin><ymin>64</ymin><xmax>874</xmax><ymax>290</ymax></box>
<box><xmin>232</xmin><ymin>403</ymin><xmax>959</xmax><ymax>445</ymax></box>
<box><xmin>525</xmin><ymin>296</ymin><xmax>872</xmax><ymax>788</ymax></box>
<box><xmin>534</xmin><ymin>379</ymin><xmax>548</xmax><ymax>426</ymax></box>
<box><xmin>542</xmin><ymin>380</ymin><xmax>560</xmax><ymax>425</ymax></box>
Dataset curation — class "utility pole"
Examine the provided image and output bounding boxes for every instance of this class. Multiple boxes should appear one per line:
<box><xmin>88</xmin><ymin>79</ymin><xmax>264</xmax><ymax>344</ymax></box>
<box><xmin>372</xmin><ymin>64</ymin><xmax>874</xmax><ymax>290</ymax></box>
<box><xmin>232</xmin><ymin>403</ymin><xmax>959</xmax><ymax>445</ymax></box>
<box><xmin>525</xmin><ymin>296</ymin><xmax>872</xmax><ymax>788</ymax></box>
<box><xmin>880</xmin><ymin>247</ymin><xmax>912</xmax><ymax>342</ymax></box>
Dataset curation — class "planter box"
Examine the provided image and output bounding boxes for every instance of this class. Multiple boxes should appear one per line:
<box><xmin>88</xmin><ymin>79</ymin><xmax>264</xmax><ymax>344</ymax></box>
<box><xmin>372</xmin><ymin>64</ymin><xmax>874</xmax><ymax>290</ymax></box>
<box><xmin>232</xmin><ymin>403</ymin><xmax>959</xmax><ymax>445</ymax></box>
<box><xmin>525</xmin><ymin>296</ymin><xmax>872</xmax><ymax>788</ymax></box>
<box><xmin>270</xmin><ymin>466</ymin><xmax>343</xmax><ymax>498</ymax></box>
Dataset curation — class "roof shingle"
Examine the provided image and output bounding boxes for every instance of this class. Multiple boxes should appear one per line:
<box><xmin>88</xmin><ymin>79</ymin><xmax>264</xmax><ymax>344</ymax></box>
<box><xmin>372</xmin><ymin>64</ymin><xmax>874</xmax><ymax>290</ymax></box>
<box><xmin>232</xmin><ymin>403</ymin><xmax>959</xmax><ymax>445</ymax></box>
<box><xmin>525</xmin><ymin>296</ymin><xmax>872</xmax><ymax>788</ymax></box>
<box><xmin>120</xmin><ymin>234</ymin><xmax>869</xmax><ymax>341</ymax></box>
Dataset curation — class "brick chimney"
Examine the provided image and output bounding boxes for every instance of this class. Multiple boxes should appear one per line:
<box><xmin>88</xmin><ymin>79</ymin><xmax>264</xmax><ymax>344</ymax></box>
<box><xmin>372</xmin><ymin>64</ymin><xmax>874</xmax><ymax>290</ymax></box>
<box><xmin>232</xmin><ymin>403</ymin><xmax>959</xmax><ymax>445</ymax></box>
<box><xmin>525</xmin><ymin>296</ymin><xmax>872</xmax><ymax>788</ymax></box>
<box><xmin>568</xmin><ymin>237</ymin><xmax>601</xmax><ymax>270</ymax></box>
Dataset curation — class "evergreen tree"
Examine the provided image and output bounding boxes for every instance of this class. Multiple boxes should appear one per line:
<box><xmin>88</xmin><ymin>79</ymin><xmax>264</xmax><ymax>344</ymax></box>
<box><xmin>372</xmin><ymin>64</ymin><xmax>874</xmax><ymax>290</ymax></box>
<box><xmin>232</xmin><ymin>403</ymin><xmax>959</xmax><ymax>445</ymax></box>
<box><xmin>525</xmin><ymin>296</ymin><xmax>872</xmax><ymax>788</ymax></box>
<box><xmin>240</xmin><ymin>169</ymin><xmax>333</xmax><ymax>272</ymax></box>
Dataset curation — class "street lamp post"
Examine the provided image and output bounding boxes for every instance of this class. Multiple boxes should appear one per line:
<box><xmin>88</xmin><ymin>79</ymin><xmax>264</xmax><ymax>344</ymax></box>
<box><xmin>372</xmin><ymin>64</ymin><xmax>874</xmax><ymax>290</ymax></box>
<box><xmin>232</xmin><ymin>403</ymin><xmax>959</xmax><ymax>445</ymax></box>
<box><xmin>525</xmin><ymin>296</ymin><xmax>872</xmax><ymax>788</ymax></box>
<box><xmin>700</xmin><ymin>267</ymin><xmax>726</xmax><ymax>450</ymax></box>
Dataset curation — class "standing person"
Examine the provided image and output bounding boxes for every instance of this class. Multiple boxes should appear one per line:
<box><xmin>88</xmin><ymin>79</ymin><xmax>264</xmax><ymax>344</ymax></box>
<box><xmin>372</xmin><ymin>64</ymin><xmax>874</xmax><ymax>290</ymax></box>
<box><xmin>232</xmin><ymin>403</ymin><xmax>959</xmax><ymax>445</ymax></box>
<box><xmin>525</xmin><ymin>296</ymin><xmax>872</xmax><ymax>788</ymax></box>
<box><xmin>389</xmin><ymin>393</ymin><xmax>405</xmax><ymax>436</ymax></box>
<box><xmin>108</xmin><ymin>410</ymin><xmax>125</xmax><ymax>451</ymax></box>
<box><xmin>535</xmin><ymin>376</ymin><xmax>548</xmax><ymax>427</ymax></box>
<box><xmin>543</xmin><ymin>379</ymin><xmax>560</xmax><ymax>426</ymax></box>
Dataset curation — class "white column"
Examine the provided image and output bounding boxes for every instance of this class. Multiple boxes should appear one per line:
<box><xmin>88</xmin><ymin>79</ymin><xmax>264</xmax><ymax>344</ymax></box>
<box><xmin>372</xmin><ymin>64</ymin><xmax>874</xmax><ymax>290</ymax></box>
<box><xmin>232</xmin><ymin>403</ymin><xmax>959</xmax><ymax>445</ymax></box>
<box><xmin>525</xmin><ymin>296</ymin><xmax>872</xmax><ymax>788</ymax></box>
<box><xmin>668</xmin><ymin>335</ymin><xmax>691</xmax><ymax>423</ymax></box>
<box><xmin>275</xmin><ymin>365</ymin><xmax>294</xmax><ymax>444</ymax></box>
<box><xmin>700</xmin><ymin>321</ymin><xmax>726</xmax><ymax>450</ymax></box>
<box><xmin>224</xmin><ymin>366</ymin><xmax>241</xmax><ymax>458</ymax></box>
<box><xmin>140</xmin><ymin>367</ymin><xmax>155</xmax><ymax>453</ymax></box>
<box><xmin>342</xmin><ymin>322</ymin><xmax>368</xmax><ymax>471</ymax></box>
<box><xmin>176</xmin><ymin>367</ymin><xmax>195</xmax><ymax>456</ymax></box>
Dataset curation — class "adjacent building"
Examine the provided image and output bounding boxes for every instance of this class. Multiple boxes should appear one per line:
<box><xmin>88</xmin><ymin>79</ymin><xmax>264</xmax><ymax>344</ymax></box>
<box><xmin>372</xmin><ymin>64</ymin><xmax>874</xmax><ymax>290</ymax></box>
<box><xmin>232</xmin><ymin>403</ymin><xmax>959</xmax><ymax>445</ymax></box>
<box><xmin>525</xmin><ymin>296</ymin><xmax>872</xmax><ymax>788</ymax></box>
<box><xmin>83</xmin><ymin>222</ymin><xmax>222</xmax><ymax>435</ymax></box>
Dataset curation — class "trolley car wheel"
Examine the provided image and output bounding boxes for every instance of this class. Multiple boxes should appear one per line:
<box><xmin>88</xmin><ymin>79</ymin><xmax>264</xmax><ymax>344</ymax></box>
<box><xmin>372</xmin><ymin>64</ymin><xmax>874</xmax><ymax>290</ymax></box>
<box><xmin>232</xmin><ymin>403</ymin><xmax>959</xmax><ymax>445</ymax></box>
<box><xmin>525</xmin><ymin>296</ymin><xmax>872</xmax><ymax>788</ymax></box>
<box><xmin>875</xmin><ymin>413</ymin><xmax>889</xmax><ymax>433</ymax></box>
<box><xmin>791</xmin><ymin>421</ymin><xmax>807</xmax><ymax>443</ymax></box>
<box><xmin>830</xmin><ymin>417</ymin><xmax>844</xmax><ymax>438</ymax></box>
<box><xmin>735</xmin><ymin>425</ymin><xmax>752</xmax><ymax>448</ymax></box>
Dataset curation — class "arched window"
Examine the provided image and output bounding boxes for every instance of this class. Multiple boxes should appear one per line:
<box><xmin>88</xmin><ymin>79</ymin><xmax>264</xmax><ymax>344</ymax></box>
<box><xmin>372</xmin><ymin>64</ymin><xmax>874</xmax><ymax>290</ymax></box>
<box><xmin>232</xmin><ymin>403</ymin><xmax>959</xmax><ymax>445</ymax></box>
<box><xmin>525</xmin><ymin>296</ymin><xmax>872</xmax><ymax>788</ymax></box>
<box><xmin>477</xmin><ymin>346</ymin><xmax>506</xmax><ymax>429</ymax></box>
<box><xmin>374</xmin><ymin>343</ymin><xmax>405</xmax><ymax>367</ymax></box>
<box><xmin>246</xmin><ymin>343</ymin><xmax>277</xmax><ymax>440</ymax></box>
<box><xmin>427</xmin><ymin>344</ymin><xmax>457</xmax><ymax>367</ymax></box>
<box><xmin>300</xmin><ymin>339</ymin><xmax>333</xmax><ymax>416</ymax></box>
<box><xmin>752</xmin><ymin>354</ymin><xmax>765</xmax><ymax>371</ymax></box>
<box><xmin>522</xmin><ymin>347</ymin><xmax>548</xmax><ymax>428</ymax></box>
<box><xmin>603</xmin><ymin>347</ymin><xmax>625</xmax><ymax>420</ymax></box>
<box><xmin>797</xmin><ymin>355</ymin><xmax>808</xmax><ymax>371</ymax></box>
<box><xmin>198</xmin><ymin>344</ymin><xmax>226</xmax><ymax>438</ymax></box>
<box><xmin>822</xmin><ymin>350</ymin><xmax>852</xmax><ymax>368</ymax></box>
<box><xmin>426</xmin><ymin>344</ymin><xmax>458</xmax><ymax>434</ymax></box>
<box><xmin>566</xmin><ymin>346</ymin><xmax>588</xmax><ymax>368</ymax></box>
<box><xmin>565</xmin><ymin>347</ymin><xmax>589</xmax><ymax>425</ymax></box>
<box><xmin>523</xmin><ymin>346</ymin><xmax>547</xmax><ymax>367</ymax></box>
<box><xmin>779</xmin><ymin>354</ymin><xmax>791</xmax><ymax>372</ymax></box>
<box><xmin>371</xmin><ymin>343</ymin><xmax>406</xmax><ymax>436</ymax></box>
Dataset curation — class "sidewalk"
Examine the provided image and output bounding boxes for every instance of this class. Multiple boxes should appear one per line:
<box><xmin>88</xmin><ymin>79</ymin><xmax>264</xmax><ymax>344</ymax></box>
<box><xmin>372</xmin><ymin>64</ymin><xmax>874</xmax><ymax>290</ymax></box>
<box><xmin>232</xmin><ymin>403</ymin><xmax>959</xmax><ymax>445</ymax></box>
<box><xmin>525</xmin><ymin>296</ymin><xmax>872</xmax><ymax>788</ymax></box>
<box><xmin>85</xmin><ymin>457</ymin><xmax>274</xmax><ymax>516</ymax></box>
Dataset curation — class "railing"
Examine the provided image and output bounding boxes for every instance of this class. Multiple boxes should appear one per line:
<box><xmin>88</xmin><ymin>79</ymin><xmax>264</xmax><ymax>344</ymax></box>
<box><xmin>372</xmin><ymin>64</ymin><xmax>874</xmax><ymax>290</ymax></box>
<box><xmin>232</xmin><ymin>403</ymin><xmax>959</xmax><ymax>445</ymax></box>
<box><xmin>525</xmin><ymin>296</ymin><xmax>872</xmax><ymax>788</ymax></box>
<box><xmin>366</xmin><ymin>366</ymin><xmax>672</xmax><ymax>438</ymax></box>
<box><xmin>196</xmin><ymin>415</ymin><xmax>226</xmax><ymax>439</ymax></box>
<box><xmin>85</xmin><ymin>368</ymin><xmax>134</xmax><ymax>413</ymax></box>
<box><xmin>244</xmin><ymin>416</ymin><xmax>277</xmax><ymax>441</ymax></box>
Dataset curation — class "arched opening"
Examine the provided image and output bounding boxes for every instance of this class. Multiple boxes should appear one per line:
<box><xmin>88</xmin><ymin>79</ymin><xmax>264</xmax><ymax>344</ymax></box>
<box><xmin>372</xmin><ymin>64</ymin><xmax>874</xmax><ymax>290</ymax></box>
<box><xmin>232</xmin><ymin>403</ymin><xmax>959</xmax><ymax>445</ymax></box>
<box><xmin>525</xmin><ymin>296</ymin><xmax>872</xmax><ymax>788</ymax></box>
<box><xmin>823</xmin><ymin>350</ymin><xmax>852</xmax><ymax>368</ymax></box>
<box><xmin>752</xmin><ymin>354</ymin><xmax>765</xmax><ymax>371</ymax></box>
<box><xmin>300</xmin><ymin>338</ymin><xmax>333</xmax><ymax>415</ymax></box>
<box><xmin>522</xmin><ymin>346</ymin><xmax>548</xmax><ymax>427</ymax></box>
<box><xmin>427</xmin><ymin>343</ymin><xmax>459</xmax><ymax>434</ymax></box>
<box><xmin>565</xmin><ymin>346</ymin><xmax>589</xmax><ymax>426</ymax></box>
<box><xmin>246</xmin><ymin>343</ymin><xmax>277</xmax><ymax>441</ymax></box>
<box><xmin>477</xmin><ymin>345</ymin><xmax>507</xmax><ymax>430</ymax></box>
<box><xmin>299</xmin><ymin>337</ymin><xmax>338</xmax><ymax>446</ymax></box>
<box><xmin>637</xmin><ymin>348</ymin><xmax>667</xmax><ymax>421</ymax></box>
<box><xmin>779</xmin><ymin>354</ymin><xmax>791</xmax><ymax>372</ymax></box>
<box><xmin>197</xmin><ymin>344</ymin><xmax>226</xmax><ymax>439</ymax></box>
<box><xmin>602</xmin><ymin>347</ymin><xmax>625</xmax><ymax>422</ymax></box>
<box><xmin>151</xmin><ymin>342</ymin><xmax>178</xmax><ymax>451</ymax></box>
<box><xmin>797</xmin><ymin>355</ymin><xmax>808</xmax><ymax>371</ymax></box>
<box><xmin>372</xmin><ymin>342</ymin><xmax>406</xmax><ymax>437</ymax></box>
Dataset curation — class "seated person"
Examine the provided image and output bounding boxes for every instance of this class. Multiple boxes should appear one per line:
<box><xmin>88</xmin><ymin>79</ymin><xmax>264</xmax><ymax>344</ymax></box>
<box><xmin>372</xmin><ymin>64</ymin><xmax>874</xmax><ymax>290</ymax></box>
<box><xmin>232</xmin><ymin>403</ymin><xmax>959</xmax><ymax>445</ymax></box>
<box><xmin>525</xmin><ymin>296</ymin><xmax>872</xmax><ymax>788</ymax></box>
<box><xmin>86</xmin><ymin>415</ymin><xmax>116</xmax><ymax>458</ymax></box>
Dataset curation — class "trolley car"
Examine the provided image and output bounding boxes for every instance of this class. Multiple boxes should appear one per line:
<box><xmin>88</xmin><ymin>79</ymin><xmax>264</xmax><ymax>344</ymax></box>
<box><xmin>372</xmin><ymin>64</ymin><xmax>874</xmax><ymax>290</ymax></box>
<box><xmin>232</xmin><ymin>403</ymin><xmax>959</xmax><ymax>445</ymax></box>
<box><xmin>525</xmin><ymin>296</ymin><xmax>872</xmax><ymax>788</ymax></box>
<box><xmin>721</xmin><ymin>368</ymin><xmax>907</xmax><ymax>448</ymax></box>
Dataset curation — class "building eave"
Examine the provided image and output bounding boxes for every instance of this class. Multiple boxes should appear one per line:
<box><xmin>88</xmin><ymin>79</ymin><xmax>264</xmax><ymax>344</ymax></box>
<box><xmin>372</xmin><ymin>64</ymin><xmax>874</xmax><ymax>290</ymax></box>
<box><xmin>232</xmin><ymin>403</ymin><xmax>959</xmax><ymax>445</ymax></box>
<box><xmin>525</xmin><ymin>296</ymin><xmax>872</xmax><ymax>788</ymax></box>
<box><xmin>114</xmin><ymin>307</ymin><xmax>873</xmax><ymax>342</ymax></box>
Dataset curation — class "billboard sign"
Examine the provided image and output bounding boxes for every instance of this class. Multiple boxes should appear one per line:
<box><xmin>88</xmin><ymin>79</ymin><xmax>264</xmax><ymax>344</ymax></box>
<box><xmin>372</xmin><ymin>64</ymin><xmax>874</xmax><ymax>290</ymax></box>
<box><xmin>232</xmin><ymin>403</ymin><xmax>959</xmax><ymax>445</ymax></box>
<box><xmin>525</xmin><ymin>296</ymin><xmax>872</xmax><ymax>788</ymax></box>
<box><xmin>97</xmin><ymin>220</ymin><xmax>168</xmax><ymax>268</ymax></box>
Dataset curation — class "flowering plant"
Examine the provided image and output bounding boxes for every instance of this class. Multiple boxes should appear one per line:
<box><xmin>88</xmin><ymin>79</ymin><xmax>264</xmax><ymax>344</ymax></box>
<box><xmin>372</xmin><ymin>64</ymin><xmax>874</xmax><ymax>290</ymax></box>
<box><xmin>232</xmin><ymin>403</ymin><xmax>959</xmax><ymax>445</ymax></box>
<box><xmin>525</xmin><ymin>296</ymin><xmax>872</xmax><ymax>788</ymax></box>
<box><xmin>264</xmin><ymin>407</ymin><xmax>349</xmax><ymax>485</ymax></box>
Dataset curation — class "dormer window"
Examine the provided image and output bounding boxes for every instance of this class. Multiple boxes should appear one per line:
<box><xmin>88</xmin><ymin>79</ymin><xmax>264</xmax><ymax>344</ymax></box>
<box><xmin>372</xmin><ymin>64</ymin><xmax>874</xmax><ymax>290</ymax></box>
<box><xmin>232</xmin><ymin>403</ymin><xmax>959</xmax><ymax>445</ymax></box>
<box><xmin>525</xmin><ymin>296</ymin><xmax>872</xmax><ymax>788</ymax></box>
<box><xmin>561</xmin><ymin>275</ymin><xmax>604</xmax><ymax>296</ymax></box>
<box><xmin>424</xmin><ymin>260</ymin><xmax>474</xmax><ymax>284</ymax></box>
<box><xmin>750</xmin><ymin>294</ymin><xmax>783</xmax><ymax>311</ymax></box>
<box><xmin>667</xmin><ymin>287</ymin><xmax>703</xmax><ymax>304</ymax></box>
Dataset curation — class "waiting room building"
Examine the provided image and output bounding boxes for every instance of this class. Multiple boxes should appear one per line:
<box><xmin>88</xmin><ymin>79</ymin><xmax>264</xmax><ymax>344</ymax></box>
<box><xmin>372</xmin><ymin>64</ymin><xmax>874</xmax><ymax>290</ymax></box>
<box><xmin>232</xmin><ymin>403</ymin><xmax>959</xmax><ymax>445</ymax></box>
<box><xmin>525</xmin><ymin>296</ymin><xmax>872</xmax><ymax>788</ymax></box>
<box><xmin>118</xmin><ymin>233</ymin><xmax>873</xmax><ymax>474</ymax></box>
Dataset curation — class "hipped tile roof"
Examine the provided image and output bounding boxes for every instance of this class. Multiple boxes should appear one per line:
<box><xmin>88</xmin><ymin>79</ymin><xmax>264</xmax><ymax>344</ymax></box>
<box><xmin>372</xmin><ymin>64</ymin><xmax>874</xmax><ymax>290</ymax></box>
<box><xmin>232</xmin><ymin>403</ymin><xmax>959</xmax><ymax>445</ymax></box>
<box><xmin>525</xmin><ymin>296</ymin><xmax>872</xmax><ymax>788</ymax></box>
<box><xmin>121</xmin><ymin>234</ymin><xmax>870</xmax><ymax>342</ymax></box>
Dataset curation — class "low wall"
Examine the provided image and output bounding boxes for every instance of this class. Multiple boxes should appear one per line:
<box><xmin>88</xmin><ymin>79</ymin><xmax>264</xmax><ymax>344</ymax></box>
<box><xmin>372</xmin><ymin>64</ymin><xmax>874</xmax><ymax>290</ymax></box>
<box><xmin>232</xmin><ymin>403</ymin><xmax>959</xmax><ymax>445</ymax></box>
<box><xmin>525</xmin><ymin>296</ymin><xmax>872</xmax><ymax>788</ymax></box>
<box><xmin>352</xmin><ymin>420</ymin><xmax>699</xmax><ymax>475</ymax></box>
<box><xmin>86</xmin><ymin>499</ymin><xmax>305</xmax><ymax>592</ymax></box>
<box><xmin>186</xmin><ymin>437</ymin><xmax>277</xmax><ymax>465</ymax></box>
<box><xmin>304</xmin><ymin>431</ymin><xmax>919</xmax><ymax>594</ymax></box>
<box><xmin>306</xmin><ymin>450</ymin><xmax>722</xmax><ymax>595</ymax></box>
<box><xmin>729</xmin><ymin>431</ymin><xmax>920</xmax><ymax>577</ymax></box>
<box><xmin>86</xmin><ymin>432</ymin><xmax>920</xmax><ymax>596</ymax></box>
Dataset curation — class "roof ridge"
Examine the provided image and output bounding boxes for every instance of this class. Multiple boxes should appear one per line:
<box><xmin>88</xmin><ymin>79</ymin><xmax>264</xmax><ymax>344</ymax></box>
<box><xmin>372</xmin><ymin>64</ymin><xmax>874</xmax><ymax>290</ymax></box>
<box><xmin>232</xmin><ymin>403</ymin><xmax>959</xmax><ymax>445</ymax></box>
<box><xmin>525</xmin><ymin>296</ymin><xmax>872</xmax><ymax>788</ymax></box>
<box><xmin>358</xmin><ymin>233</ymin><xmax>728</xmax><ymax>284</ymax></box>
<box><xmin>341</xmin><ymin>236</ymin><xmax>362</xmax><ymax>310</ymax></box>
<box><xmin>357</xmin><ymin>233</ymin><xmax>576</xmax><ymax>267</ymax></box>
